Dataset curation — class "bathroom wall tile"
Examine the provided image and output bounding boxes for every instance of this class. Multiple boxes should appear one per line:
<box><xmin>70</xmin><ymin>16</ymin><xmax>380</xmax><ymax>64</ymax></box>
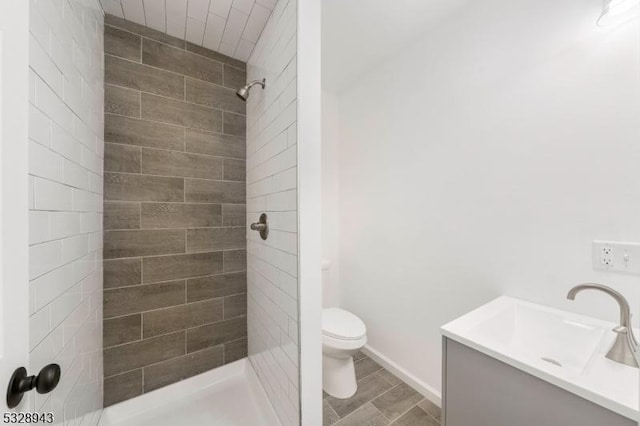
<box><xmin>105</xmin><ymin>85</ymin><xmax>141</xmax><ymax>117</ymax></box>
<box><xmin>104</xmin><ymin>314</ymin><xmax>142</xmax><ymax>347</ymax></box>
<box><xmin>223</xmin><ymin>111</ymin><xmax>246</xmax><ymax>137</ymax></box>
<box><xmin>105</xmin><ymin>25</ymin><xmax>142</xmax><ymax>62</ymax></box>
<box><xmin>106</xmin><ymin>55</ymin><xmax>184</xmax><ymax>100</ymax></box>
<box><xmin>187</xmin><ymin>272</ymin><xmax>247</xmax><ymax>302</ymax></box>
<box><xmin>223</xmin><ymin>250</ymin><xmax>247</xmax><ymax>272</ymax></box>
<box><xmin>105</xmin><ymin>114</ymin><xmax>185</xmax><ymax>151</ymax></box>
<box><xmin>186</xmin><ymin>227</ymin><xmax>246</xmax><ymax>252</ymax></box>
<box><xmin>222</xmin><ymin>204</ymin><xmax>246</xmax><ymax>226</ymax></box>
<box><xmin>371</xmin><ymin>383</ymin><xmax>423</xmax><ymax>421</ymax></box>
<box><xmin>105</xmin><ymin>173</ymin><xmax>184</xmax><ymax>202</ymax></box>
<box><xmin>142</xmin><ymin>252</ymin><xmax>224</xmax><ymax>283</ymax></box>
<box><xmin>141</xmin><ymin>148</ymin><xmax>224</xmax><ymax>180</ymax></box>
<box><xmin>224</xmin><ymin>337</ymin><xmax>248</xmax><ymax>363</ymax></box>
<box><xmin>326</xmin><ymin>374</ymin><xmax>392</xmax><ymax>418</ymax></box>
<box><xmin>104</xmin><ymin>331</ymin><xmax>186</xmax><ymax>376</ymax></box>
<box><xmin>104</xmin><ymin>370</ymin><xmax>143</xmax><ymax>407</ymax></box>
<box><xmin>186</xmin><ymin>316</ymin><xmax>247</xmax><ymax>352</ymax></box>
<box><xmin>186</xmin><ymin>78</ymin><xmax>245</xmax><ymax>115</ymax></box>
<box><xmin>143</xmin><ymin>39</ymin><xmax>223</xmax><ymax>85</ymax></box>
<box><xmin>104</xmin><ymin>229</ymin><xmax>186</xmax><ymax>259</ymax></box>
<box><xmin>103</xmin><ymin>280</ymin><xmax>186</xmax><ymax>318</ymax></box>
<box><xmin>185</xmin><ymin>179</ymin><xmax>245</xmax><ymax>203</ymax></box>
<box><xmin>141</xmin><ymin>203</ymin><xmax>222</xmax><ymax>229</ymax></box>
<box><xmin>29</xmin><ymin>3</ymin><xmax>104</xmax><ymax>422</ymax></box>
<box><xmin>186</xmin><ymin>42</ymin><xmax>246</xmax><ymax>70</ymax></box>
<box><xmin>223</xmin><ymin>64</ymin><xmax>247</xmax><ymax>89</ymax></box>
<box><xmin>104</xmin><ymin>202</ymin><xmax>141</xmax><ymax>230</ymax></box>
<box><xmin>141</xmin><ymin>93</ymin><xmax>223</xmax><ymax>132</ymax></box>
<box><xmin>185</xmin><ymin>128</ymin><xmax>245</xmax><ymax>159</ymax></box>
<box><xmin>223</xmin><ymin>159</ymin><xmax>246</xmax><ymax>181</ymax></box>
<box><xmin>142</xmin><ymin>345</ymin><xmax>224</xmax><ymax>392</ymax></box>
<box><xmin>104</xmin><ymin>258</ymin><xmax>142</xmax><ymax>289</ymax></box>
<box><xmin>105</xmin><ymin>14</ymin><xmax>186</xmax><ymax>48</ymax></box>
<box><xmin>224</xmin><ymin>293</ymin><xmax>247</xmax><ymax>319</ymax></box>
<box><xmin>142</xmin><ymin>298</ymin><xmax>224</xmax><ymax>337</ymax></box>
<box><xmin>105</xmin><ymin>143</ymin><xmax>141</xmax><ymax>173</ymax></box>
<box><xmin>103</xmin><ymin>16</ymin><xmax>248</xmax><ymax>403</ymax></box>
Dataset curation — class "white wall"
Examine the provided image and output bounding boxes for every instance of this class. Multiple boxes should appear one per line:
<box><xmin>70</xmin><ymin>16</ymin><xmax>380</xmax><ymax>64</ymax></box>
<box><xmin>324</xmin><ymin>0</ymin><xmax>640</xmax><ymax>398</ymax></box>
<box><xmin>246</xmin><ymin>0</ymin><xmax>299</xmax><ymax>424</ymax></box>
<box><xmin>28</xmin><ymin>0</ymin><xmax>104</xmax><ymax>422</ymax></box>
<box><xmin>321</xmin><ymin>92</ymin><xmax>341</xmax><ymax>308</ymax></box>
<box><xmin>298</xmin><ymin>0</ymin><xmax>323</xmax><ymax>423</ymax></box>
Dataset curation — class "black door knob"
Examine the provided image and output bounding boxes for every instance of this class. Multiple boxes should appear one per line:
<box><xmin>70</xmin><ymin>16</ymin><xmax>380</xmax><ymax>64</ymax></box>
<box><xmin>6</xmin><ymin>364</ymin><xmax>61</xmax><ymax>409</ymax></box>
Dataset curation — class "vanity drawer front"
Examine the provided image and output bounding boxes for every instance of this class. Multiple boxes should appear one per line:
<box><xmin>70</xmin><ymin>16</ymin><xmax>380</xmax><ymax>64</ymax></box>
<box><xmin>442</xmin><ymin>338</ymin><xmax>634</xmax><ymax>426</ymax></box>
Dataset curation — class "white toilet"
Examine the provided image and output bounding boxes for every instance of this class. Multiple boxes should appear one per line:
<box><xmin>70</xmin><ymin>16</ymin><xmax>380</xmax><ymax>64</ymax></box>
<box><xmin>322</xmin><ymin>307</ymin><xmax>367</xmax><ymax>399</ymax></box>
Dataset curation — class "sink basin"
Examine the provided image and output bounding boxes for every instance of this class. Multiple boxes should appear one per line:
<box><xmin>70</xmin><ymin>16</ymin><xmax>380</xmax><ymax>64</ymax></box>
<box><xmin>441</xmin><ymin>296</ymin><xmax>639</xmax><ymax>421</ymax></box>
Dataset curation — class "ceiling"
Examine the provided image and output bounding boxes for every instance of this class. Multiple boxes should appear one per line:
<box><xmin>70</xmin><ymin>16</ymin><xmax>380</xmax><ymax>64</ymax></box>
<box><xmin>322</xmin><ymin>0</ymin><xmax>466</xmax><ymax>93</ymax></box>
<box><xmin>99</xmin><ymin>0</ymin><xmax>276</xmax><ymax>61</ymax></box>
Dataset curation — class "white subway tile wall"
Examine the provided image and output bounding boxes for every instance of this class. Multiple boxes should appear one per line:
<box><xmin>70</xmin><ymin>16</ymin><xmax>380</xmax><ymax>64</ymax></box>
<box><xmin>28</xmin><ymin>0</ymin><xmax>104</xmax><ymax>424</ymax></box>
<box><xmin>246</xmin><ymin>0</ymin><xmax>298</xmax><ymax>424</ymax></box>
<box><xmin>98</xmin><ymin>0</ymin><xmax>275</xmax><ymax>61</ymax></box>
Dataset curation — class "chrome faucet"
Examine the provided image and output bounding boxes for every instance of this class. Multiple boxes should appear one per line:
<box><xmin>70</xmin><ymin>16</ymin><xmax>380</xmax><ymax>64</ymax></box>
<box><xmin>567</xmin><ymin>283</ymin><xmax>639</xmax><ymax>368</ymax></box>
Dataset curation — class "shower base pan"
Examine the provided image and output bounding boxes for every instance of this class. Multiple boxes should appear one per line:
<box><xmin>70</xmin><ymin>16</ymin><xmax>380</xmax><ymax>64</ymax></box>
<box><xmin>98</xmin><ymin>359</ymin><xmax>281</xmax><ymax>426</ymax></box>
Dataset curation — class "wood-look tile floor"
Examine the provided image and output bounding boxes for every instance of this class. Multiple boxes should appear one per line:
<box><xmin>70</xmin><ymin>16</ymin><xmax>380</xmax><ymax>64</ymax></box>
<box><xmin>323</xmin><ymin>352</ymin><xmax>441</xmax><ymax>426</ymax></box>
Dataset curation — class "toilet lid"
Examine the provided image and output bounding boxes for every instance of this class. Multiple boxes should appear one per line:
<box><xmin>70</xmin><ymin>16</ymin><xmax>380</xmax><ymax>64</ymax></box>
<box><xmin>322</xmin><ymin>308</ymin><xmax>366</xmax><ymax>340</ymax></box>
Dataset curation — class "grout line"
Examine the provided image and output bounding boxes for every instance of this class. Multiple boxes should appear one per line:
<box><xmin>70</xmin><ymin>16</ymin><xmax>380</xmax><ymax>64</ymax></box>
<box><xmin>105</xmin><ymin>270</ymin><xmax>247</xmax><ymax>293</ymax></box>
<box><xmin>137</xmin><ymin>145</ymin><xmax>143</xmax><ymax>172</ymax></box>
<box><xmin>104</xmin><ymin>247</ymin><xmax>245</xmax><ymax>263</ymax></box>
<box><xmin>104</xmin><ymin>169</ymin><xmax>245</xmax><ymax>183</ymax></box>
<box><xmin>105</xmin><ymin>109</ymin><xmax>246</xmax><ymax>139</ymax></box>
<box><xmin>106</xmin><ymin>50</ymin><xmax>242</xmax><ymax>95</ymax></box>
<box><xmin>105</xmin><ymin>312</ymin><xmax>247</xmax><ymax>351</ymax></box>
<box><xmin>105</xmin><ymin>340</ymin><xmax>237</xmax><ymax>381</ymax></box>
<box><xmin>104</xmin><ymin>140</ymin><xmax>245</xmax><ymax>162</ymax></box>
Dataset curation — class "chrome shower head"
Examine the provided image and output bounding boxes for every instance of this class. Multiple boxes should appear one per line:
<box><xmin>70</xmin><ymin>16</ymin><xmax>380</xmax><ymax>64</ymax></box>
<box><xmin>236</xmin><ymin>78</ymin><xmax>266</xmax><ymax>101</ymax></box>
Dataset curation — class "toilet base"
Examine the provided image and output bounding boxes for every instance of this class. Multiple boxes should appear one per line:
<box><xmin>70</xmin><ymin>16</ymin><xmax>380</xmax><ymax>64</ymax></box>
<box><xmin>323</xmin><ymin>354</ymin><xmax>357</xmax><ymax>399</ymax></box>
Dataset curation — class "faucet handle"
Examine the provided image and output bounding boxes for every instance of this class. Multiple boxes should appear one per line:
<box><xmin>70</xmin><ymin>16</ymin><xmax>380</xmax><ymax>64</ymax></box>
<box><xmin>612</xmin><ymin>325</ymin><xmax>627</xmax><ymax>334</ymax></box>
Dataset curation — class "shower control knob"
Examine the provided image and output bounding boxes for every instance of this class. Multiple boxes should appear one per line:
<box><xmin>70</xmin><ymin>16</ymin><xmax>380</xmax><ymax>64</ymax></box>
<box><xmin>6</xmin><ymin>364</ymin><xmax>61</xmax><ymax>409</ymax></box>
<box><xmin>250</xmin><ymin>213</ymin><xmax>269</xmax><ymax>240</ymax></box>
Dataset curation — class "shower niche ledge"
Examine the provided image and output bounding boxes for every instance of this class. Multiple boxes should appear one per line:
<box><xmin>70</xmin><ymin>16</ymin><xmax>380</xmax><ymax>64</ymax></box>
<box><xmin>441</xmin><ymin>296</ymin><xmax>638</xmax><ymax>426</ymax></box>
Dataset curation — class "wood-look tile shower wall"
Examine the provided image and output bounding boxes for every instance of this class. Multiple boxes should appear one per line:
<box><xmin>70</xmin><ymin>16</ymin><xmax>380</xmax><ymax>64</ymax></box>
<box><xmin>102</xmin><ymin>15</ymin><xmax>248</xmax><ymax>406</ymax></box>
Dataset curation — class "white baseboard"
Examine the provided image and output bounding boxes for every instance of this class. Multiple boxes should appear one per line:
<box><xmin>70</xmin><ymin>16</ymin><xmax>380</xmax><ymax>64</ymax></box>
<box><xmin>362</xmin><ymin>344</ymin><xmax>442</xmax><ymax>407</ymax></box>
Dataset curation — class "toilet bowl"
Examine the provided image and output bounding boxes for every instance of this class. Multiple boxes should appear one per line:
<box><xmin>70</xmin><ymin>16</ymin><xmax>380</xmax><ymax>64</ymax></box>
<box><xmin>322</xmin><ymin>308</ymin><xmax>367</xmax><ymax>399</ymax></box>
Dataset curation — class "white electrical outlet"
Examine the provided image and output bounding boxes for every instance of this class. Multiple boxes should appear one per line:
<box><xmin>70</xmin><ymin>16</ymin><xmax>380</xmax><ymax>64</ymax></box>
<box><xmin>600</xmin><ymin>246</ymin><xmax>614</xmax><ymax>266</ymax></box>
<box><xmin>592</xmin><ymin>241</ymin><xmax>640</xmax><ymax>275</ymax></box>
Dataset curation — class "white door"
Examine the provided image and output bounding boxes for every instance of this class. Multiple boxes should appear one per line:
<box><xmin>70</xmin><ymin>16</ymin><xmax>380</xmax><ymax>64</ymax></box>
<box><xmin>0</xmin><ymin>0</ymin><xmax>31</xmax><ymax>413</ymax></box>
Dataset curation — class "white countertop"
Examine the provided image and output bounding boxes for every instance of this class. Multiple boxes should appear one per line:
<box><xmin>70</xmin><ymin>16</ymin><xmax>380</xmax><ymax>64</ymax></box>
<box><xmin>441</xmin><ymin>296</ymin><xmax>639</xmax><ymax>421</ymax></box>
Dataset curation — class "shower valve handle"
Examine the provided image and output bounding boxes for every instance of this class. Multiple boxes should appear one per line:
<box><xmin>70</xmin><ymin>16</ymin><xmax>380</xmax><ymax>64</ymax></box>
<box><xmin>250</xmin><ymin>213</ymin><xmax>269</xmax><ymax>240</ymax></box>
<box><xmin>250</xmin><ymin>223</ymin><xmax>267</xmax><ymax>231</ymax></box>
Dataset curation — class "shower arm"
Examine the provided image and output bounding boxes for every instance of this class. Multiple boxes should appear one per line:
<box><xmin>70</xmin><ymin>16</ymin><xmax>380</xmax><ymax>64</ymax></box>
<box><xmin>246</xmin><ymin>79</ymin><xmax>266</xmax><ymax>89</ymax></box>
